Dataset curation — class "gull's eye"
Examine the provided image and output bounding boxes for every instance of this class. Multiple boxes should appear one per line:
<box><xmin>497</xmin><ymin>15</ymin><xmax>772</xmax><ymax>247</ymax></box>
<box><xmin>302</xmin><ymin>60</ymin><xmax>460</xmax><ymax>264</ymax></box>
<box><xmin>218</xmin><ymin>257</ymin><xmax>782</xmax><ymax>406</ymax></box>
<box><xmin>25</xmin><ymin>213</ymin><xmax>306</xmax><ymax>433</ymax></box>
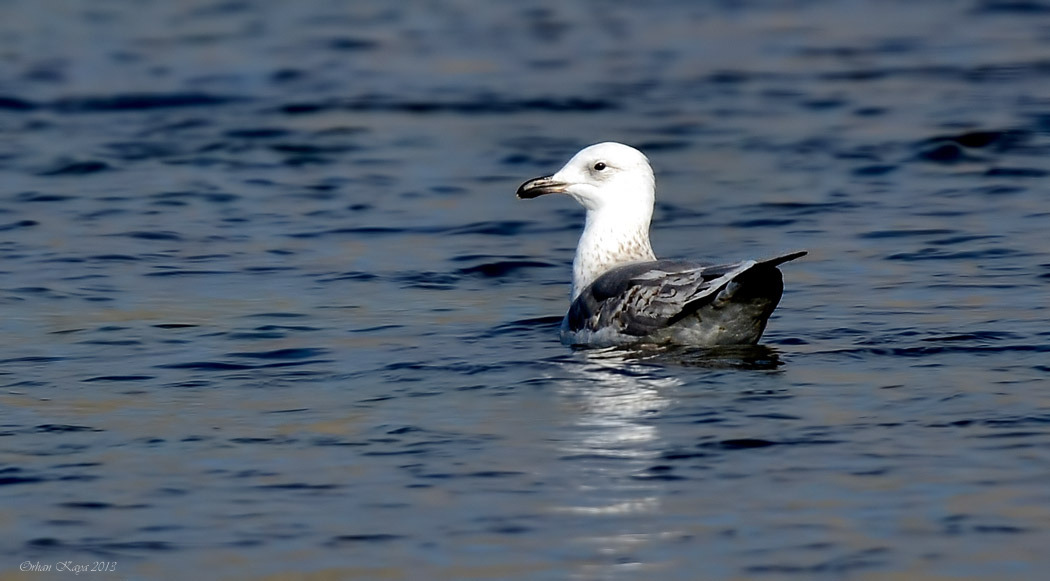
<box><xmin>593</xmin><ymin>162</ymin><xmax>607</xmax><ymax>171</ymax></box>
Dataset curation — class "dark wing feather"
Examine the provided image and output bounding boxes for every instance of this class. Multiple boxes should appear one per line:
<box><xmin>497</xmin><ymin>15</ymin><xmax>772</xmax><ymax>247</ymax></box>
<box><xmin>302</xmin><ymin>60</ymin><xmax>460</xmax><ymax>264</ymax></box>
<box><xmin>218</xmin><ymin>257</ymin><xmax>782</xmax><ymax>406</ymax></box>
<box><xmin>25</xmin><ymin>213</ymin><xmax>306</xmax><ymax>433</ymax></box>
<box><xmin>566</xmin><ymin>251</ymin><xmax>806</xmax><ymax>337</ymax></box>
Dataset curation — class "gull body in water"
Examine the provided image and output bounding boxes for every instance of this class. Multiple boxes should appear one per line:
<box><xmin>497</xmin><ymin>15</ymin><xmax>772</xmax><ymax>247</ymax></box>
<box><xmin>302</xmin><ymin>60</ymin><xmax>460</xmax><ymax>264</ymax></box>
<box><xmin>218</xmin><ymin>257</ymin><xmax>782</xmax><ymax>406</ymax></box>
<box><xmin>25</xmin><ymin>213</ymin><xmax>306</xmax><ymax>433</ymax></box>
<box><xmin>516</xmin><ymin>142</ymin><xmax>805</xmax><ymax>347</ymax></box>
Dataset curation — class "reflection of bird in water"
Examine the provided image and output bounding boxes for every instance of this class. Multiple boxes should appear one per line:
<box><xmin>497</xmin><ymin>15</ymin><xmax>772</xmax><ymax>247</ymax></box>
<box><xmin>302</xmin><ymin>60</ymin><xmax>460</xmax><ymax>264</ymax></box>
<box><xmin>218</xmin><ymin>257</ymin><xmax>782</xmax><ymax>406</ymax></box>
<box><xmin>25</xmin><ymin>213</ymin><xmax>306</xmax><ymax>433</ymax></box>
<box><xmin>558</xmin><ymin>352</ymin><xmax>679</xmax><ymax>458</ymax></box>
<box><xmin>589</xmin><ymin>344</ymin><xmax>785</xmax><ymax>370</ymax></box>
<box><xmin>518</xmin><ymin>142</ymin><xmax>805</xmax><ymax>347</ymax></box>
<box><xmin>545</xmin><ymin>342</ymin><xmax>784</xmax><ymax>578</ymax></box>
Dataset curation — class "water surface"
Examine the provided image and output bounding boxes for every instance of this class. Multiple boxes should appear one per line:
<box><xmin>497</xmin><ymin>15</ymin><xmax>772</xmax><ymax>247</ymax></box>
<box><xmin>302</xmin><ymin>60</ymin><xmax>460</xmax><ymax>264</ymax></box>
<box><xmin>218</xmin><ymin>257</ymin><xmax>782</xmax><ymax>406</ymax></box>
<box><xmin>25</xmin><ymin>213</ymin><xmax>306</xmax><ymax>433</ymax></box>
<box><xmin>1</xmin><ymin>1</ymin><xmax>1049</xmax><ymax>579</ymax></box>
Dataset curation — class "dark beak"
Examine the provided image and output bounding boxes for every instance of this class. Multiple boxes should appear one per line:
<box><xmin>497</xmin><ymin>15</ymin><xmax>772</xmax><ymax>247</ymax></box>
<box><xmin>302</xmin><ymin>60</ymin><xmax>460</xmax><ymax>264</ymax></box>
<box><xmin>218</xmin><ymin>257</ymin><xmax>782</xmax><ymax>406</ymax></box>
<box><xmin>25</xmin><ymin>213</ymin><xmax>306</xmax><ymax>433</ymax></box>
<box><xmin>516</xmin><ymin>175</ymin><xmax>568</xmax><ymax>199</ymax></box>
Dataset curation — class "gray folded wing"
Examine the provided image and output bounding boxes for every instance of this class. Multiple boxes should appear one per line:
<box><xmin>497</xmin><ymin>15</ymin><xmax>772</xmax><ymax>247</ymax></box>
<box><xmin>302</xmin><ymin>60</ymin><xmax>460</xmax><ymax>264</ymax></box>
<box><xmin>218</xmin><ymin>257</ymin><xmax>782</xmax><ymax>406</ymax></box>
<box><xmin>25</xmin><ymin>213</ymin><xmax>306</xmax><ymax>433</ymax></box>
<box><xmin>565</xmin><ymin>251</ymin><xmax>807</xmax><ymax>338</ymax></box>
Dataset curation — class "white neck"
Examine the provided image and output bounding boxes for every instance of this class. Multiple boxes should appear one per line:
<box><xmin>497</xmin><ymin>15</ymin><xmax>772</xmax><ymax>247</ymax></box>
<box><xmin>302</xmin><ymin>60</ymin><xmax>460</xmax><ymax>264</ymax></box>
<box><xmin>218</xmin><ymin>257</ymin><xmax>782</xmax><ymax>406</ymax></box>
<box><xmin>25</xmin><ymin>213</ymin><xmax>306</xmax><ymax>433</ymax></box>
<box><xmin>571</xmin><ymin>205</ymin><xmax>655</xmax><ymax>299</ymax></box>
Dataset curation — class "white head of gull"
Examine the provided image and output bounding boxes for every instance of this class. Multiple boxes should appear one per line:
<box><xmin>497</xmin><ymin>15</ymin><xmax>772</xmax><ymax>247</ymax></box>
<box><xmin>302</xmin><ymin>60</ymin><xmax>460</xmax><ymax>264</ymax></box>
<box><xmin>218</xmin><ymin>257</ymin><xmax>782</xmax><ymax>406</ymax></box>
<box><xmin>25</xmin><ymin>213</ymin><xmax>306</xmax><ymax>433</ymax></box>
<box><xmin>517</xmin><ymin>142</ymin><xmax>657</xmax><ymax>299</ymax></box>
<box><xmin>517</xmin><ymin>142</ymin><xmax>806</xmax><ymax>347</ymax></box>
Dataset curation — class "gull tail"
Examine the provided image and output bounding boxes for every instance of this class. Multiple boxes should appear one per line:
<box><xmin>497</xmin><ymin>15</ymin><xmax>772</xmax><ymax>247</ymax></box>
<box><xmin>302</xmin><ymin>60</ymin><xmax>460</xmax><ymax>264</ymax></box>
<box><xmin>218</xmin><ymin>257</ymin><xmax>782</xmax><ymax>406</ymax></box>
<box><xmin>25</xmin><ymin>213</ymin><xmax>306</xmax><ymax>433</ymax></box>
<box><xmin>713</xmin><ymin>250</ymin><xmax>806</xmax><ymax>304</ymax></box>
<box><xmin>756</xmin><ymin>250</ymin><xmax>808</xmax><ymax>269</ymax></box>
<box><xmin>670</xmin><ymin>250</ymin><xmax>806</xmax><ymax>331</ymax></box>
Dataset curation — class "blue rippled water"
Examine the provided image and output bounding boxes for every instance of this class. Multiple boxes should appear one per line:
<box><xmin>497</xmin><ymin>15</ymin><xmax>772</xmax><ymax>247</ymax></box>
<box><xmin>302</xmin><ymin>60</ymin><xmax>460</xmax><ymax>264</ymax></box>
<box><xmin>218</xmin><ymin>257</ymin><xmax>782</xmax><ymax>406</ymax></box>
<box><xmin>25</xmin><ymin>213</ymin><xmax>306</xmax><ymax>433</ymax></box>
<box><xmin>1</xmin><ymin>1</ymin><xmax>1049</xmax><ymax>579</ymax></box>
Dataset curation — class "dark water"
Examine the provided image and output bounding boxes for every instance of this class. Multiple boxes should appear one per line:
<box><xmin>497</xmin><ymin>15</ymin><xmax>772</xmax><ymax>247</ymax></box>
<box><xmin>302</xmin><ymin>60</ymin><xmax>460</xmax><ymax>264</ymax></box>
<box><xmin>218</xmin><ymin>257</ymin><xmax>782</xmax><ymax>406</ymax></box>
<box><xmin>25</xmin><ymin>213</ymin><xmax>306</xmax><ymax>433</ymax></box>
<box><xmin>2</xmin><ymin>1</ymin><xmax>1049</xmax><ymax>579</ymax></box>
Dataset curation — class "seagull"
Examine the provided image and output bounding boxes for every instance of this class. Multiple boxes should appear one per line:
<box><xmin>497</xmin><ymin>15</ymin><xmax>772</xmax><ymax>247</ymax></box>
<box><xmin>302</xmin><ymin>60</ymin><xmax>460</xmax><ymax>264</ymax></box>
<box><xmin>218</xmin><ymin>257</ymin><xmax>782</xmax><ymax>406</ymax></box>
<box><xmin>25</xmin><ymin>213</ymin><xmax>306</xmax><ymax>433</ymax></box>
<box><xmin>516</xmin><ymin>142</ymin><xmax>805</xmax><ymax>347</ymax></box>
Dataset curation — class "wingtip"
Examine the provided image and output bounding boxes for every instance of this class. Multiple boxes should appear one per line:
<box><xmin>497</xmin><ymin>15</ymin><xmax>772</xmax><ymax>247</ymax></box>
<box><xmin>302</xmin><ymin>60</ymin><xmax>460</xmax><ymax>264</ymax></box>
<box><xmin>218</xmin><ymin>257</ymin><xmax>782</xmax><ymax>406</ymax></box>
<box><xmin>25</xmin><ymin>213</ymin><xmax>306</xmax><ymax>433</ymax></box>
<box><xmin>760</xmin><ymin>250</ymin><xmax>808</xmax><ymax>268</ymax></box>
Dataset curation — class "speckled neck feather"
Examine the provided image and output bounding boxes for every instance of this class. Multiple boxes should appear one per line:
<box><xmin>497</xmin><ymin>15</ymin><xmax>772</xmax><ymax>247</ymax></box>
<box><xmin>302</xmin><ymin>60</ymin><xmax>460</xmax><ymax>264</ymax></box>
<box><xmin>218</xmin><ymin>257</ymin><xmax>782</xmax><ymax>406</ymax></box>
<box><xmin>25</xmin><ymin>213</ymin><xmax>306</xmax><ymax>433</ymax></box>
<box><xmin>571</xmin><ymin>205</ymin><xmax>656</xmax><ymax>299</ymax></box>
